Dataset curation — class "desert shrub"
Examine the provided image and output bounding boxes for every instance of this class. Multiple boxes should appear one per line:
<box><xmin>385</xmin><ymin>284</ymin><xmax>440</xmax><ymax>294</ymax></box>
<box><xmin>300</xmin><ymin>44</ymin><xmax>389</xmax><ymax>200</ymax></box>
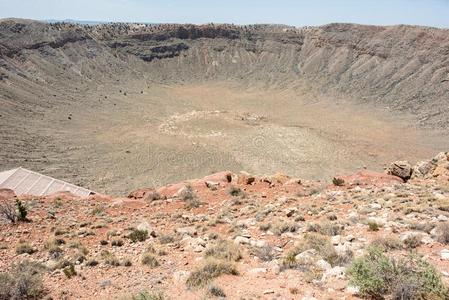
<box><xmin>307</xmin><ymin>221</ymin><xmax>343</xmax><ymax>236</ymax></box>
<box><xmin>141</xmin><ymin>254</ymin><xmax>159</xmax><ymax>268</ymax></box>
<box><xmin>404</xmin><ymin>235</ymin><xmax>422</xmax><ymax>249</ymax></box>
<box><xmin>90</xmin><ymin>204</ymin><xmax>106</xmax><ymax>216</ymax></box>
<box><xmin>179</xmin><ymin>185</ymin><xmax>201</xmax><ymax>209</ymax></box>
<box><xmin>158</xmin><ymin>234</ymin><xmax>175</xmax><ymax>244</ymax></box>
<box><xmin>327</xmin><ymin>214</ymin><xmax>338</xmax><ymax>221</ymax></box>
<box><xmin>408</xmin><ymin>221</ymin><xmax>434</xmax><ymax>234</ymax></box>
<box><xmin>259</xmin><ymin>223</ymin><xmax>271</xmax><ymax>232</ymax></box>
<box><xmin>69</xmin><ymin>242</ymin><xmax>88</xmax><ymax>256</ymax></box>
<box><xmin>44</xmin><ymin>239</ymin><xmax>64</xmax><ymax>259</ymax></box>
<box><xmin>123</xmin><ymin>258</ymin><xmax>132</xmax><ymax>267</ymax></box>
<box><xmin>205</xmin><ymin>240</ymin><xmax>242</xmax><ymax>262</ymax></box>
<box><xmin>186</xmin><ymin>259</ymin><xmax>238</xmax><ymax>288</ymax></box>
<box><xmin>207</xmin><ymin>284</ymin><xmax>226</xmax><ymax>297</ymax></box>
<box><xmin>282</xmin><ymin>233</ymin><xmax>352</xmax><ymax>269</ymax></box>
<box><xmin>367</xmin><ymin>221</ymin><xmax>381</xmax><ymax>232</ymax></box>
<box><xmin>124</xmin><ymin>291</ymin><xmax>165</xmax><ymax>300</ymax></box>
<box><xmin>101</xmin><ymin>251</ymin><xmax>120</xmax><ymax>267</ymax></box>
<box><xmin>62</xmin><ymin>264</ymin><xmax>77</xmax><ymax>278</ymax></box>
<box><xmin>86</xmin><ymin>259</ymin><xmax>99</xmax><ymax>267</ymax></box>
<box><xmin>15</xmin><ymin>242</ymin><xmax>36</xmax><ymax>255</ymax></box>
<box><xmin>348</xmin><ymin>247</ymin><xmax>448</xmax><ymax>299</ymax></box>
<box><xmin>228</xmin><ymin>186</ymin><xmax>244</xmax><ymax>197</ymax></box>
<box><xmin>332</xmin><ymin>177</ymin><xmax>345</xmax><ymax>186</ymax></box>
<box><xmin>271</xmin><ymin>221</ymin><xmax>298</xmax><ymax>236</ymax></box>
<box><xmin>128</xmin><ymin>229</ymin><xmax>148</xmax><ymax>242</ymax></box>
<box><xmin>0</xmin><ymin>200</ymin><xmax>27</xmax><ymax>223</ymax></box>
<box><xmin>0</xmin><ymin>260</ymin><xmax>45</xmax><ymax>299</ymax></box>
<box><xmin>436</xmin><ymin>223</ymin><xmax>449</xmax><ymax>244</ymax></box>
<box><xmin>252</xmin><ymin>245</ymin><xmax>274</xmax><ymax>262</ymax></box>
<box><xmin>370</xmin><ymin>236</ymin><xmax>403</xmax><ymax>251</ymax></box>
<box><xmin>179</xmin><ymin>185</ymin><xmax>196</xmax><ymax>201</ymax></box>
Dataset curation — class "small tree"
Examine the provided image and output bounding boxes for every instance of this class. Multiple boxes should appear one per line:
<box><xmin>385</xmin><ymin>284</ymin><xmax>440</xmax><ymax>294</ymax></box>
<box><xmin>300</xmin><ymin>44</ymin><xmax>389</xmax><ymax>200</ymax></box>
<box><xmin>0</xmin><ymin>200</ymin><xmax>17</xmax><ymax>223</ymax></box>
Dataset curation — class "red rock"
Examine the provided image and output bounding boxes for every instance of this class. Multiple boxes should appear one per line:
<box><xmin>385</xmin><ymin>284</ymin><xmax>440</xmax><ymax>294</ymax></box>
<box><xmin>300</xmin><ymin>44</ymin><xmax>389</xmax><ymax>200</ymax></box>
<box><xmin>0</xmin><ymin>188</ymin><xmax>15</xmax><ymax>201</ymax></box>
<box><xmin>128</xmin><ymin>188</ymin><xmax>155</xmax><ymax>199</ymax></box>
<box><xmin>156</xmin><ymin>182</ymin><xmax>186</xmax><ymax>198</ymax></box>
<box><xmin>203</xmin><ymin>171</ymin><xmax>232</xmax><ymax>183</ymax></box>
<box><xmin>340</xmin><ymin>170</ymin><xmax>404</xmax><ymax>186</ymax></box>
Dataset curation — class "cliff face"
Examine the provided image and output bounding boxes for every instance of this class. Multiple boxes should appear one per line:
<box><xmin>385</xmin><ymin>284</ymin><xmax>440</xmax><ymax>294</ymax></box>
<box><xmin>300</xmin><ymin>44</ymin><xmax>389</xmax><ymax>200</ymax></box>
<box><xmin>1</xmin><ymin>20</ymin><xmax>448</xmax><ymax>128</ymax></box>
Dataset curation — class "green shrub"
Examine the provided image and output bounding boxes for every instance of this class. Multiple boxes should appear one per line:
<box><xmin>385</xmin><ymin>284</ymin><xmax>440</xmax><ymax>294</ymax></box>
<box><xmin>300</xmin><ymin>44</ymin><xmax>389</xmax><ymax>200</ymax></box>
<box><xmin>0</xmin><ymin>261</ymin><xmax>45</xmax><ymax>299</ymax></box>
<box><xmin>332</xmin><ymin>177</ymin><xmax>345</xmax><ymax>186</ymax></box>
<box><xmin>367</xmin><ymin>221</ymin><xmax>380</xmax><ymax>232</ymax></box>
<box><xmin>16</xmin><ymin>200</ymin><xmax>28</xmax><ymax>222</ymax></box>
<box><xmin>186</xmin><ymin>259</ymin><xmax>238</xmax><ymax>288</ymax></box>
<box><xmin>62</xmin><ymin>264</ymin><xmax>77</xmax><ymax>278</ymax></box>
<box><xmin>128</xmin><ymin>229</ymin><xmax>148</xmax><ymax>242</ymax></box>
<box><xmin>228</xmin><ymin>186</ymin><xmax>244</xmax><ymax>197</ymax></box>
<box><xmin>348</xmin><ymin>247</ymin><xmax>448</xmax><ymax>299</ymax></box>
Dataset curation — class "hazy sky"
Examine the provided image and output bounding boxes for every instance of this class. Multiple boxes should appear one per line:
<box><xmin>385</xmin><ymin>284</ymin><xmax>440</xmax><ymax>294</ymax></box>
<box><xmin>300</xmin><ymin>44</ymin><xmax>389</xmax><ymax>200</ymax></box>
<box><xmin>1</xmin><ymin>0</ymin><xmax>449</xmax><ymax>28</ymax></box>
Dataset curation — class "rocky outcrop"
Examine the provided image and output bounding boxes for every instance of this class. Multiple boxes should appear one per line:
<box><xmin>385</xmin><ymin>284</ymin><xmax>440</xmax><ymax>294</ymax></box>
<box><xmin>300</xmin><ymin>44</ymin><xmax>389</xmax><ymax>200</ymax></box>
<box><xmin>389</xmin><ymin>152</ymin><xmax>449</xmax><ymax>181</ymax></box>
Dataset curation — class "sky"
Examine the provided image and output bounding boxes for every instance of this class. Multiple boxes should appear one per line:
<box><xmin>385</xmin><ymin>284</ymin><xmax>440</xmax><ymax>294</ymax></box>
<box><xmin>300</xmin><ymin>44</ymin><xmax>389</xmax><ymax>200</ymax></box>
<box><xmin>1</xmin><ymin>0</ymin><xmax>449</xmax><ymax>28</ymax></box>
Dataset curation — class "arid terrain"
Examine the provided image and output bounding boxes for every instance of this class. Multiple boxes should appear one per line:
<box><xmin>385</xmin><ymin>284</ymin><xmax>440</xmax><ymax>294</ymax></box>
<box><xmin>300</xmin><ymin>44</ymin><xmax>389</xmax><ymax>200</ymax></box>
<box><xmin>1</xmin><ymin>18</ymin><xmax>449</xmax><ymax>300</ymax></box>
<box><xmin>1</xmin><ymin>19</ymin><xmax>449</xmax><ymax>195</ymax></box>
<box><xmin>1</xmin><ymin>152</ymin><xmax>449</xmax><ymax>299</ymax></box>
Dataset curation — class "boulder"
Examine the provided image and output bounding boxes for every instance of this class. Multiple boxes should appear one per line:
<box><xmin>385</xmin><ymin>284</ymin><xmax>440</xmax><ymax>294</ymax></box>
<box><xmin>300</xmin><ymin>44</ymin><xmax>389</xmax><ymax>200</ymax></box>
<box><xmin>205</xmin><ymin>181</ymin><xmax>220</xmax><ymax>190</ymax></box>
<box><xmin>176</xmin><ymin>226</ymin><xmax>197</xmax><ymax>237</ymax></box>
<box><xmin>173</xmin><ymin>271</ymin><xmax>190</xmax><ymax>283</ymax></box>
<box><xmin>237</xmin><ymin>171</ymin><xmax>256</xmax><ymax>185</ymax></box>
<box><xmin>203</xmin><ymin>171</ymin><xmax>232</xmax><ymax>183</ymax></box>
<box><xmin>128</xmin><ymin>188</ymin><xmax>154</xmax><ymax>199</ymax></box>
<box><xmin>387</xmin><ymin>161</ymin><xmax>412</xmax><ymax>181</ymax></box>
<box><xmin>234</xmin><ymin>236</ymin><xmax>250</xmax><ymax>245</ymax></box>
<box><xmin>441</xmin><ymin>249</ymin><xmax>449</xmax><ymax>260</ymax></box>
<box><xmin>412</xmin><ymin>160</ymin><xmax>437</xmax><ymax>178</ymax></box>
<box><xmin>156</xmin><ymin>182</ymin><xmax>186</xmax><ymax>198</ymax></box>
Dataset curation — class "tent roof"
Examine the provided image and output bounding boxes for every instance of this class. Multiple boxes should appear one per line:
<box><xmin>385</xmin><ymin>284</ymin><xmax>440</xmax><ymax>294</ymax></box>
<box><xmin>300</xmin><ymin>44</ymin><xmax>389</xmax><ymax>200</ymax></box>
<box><xmin>0</xmin><ymin>167</ymin><xmax>93</xmax><ymax>197</ymax></box>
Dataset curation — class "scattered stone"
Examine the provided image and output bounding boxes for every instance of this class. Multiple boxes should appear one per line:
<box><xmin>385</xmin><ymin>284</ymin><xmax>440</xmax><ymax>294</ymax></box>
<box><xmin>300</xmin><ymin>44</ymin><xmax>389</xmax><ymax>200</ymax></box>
<box><xmin>441</xmin><ymin>249</ymin><xmax>449</xmax><ymax>260</ymax></box>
